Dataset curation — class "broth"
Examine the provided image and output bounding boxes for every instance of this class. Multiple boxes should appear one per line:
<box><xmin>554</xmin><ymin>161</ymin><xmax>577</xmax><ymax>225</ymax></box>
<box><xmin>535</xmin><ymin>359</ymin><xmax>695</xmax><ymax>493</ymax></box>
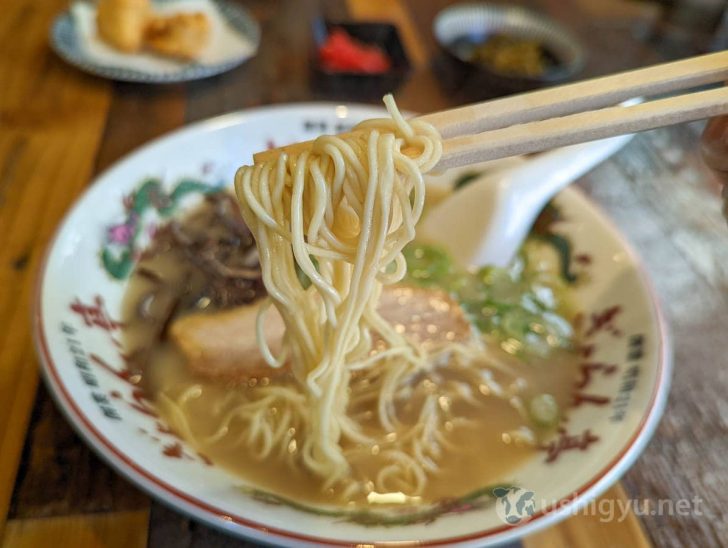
<box><xmin>122</xmin><ymin>192</ymin><xmax>579</xmax><ymax>507</ymax></box>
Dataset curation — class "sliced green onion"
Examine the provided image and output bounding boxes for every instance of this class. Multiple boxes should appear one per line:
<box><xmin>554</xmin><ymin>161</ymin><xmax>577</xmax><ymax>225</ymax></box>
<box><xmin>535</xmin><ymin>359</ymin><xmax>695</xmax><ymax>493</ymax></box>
<box><xmin>529</xmin><ymin>394</ymin><xmax>559</xmax><ymax>427</ymax></box>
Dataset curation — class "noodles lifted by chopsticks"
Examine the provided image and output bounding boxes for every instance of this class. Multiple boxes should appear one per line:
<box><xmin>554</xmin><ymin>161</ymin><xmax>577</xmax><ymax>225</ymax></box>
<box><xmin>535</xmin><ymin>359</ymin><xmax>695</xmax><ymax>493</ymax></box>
<box><xmin>131</xmin><ymin>94</ymin><xmax>578</xmax><ymax>502</ymax></box>
<box><xmin>234</xmin><ymin>95</ymin><xmax>443</xmax><ymax>483</ymax></box>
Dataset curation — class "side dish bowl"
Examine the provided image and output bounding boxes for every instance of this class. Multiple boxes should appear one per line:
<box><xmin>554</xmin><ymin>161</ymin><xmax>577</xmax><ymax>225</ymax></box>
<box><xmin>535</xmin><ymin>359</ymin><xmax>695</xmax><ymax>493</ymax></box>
<box><xmin>311</xmin><ymin>19</ymin><xmax>411</xmax><ymax>96</ymax></box>
<box><xmin>433</xmin><ymin>3</ymin><xmax>585</xmax><ymax>95</ymax></box>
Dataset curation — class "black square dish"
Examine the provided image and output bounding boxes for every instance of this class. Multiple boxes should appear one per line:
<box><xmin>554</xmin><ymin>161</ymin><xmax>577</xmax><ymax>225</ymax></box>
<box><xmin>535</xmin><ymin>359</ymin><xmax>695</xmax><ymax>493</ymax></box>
<box><xmin>311</xmin><ymin>19</ymin><xmax>411</xmax><ymax>97</ymax></box>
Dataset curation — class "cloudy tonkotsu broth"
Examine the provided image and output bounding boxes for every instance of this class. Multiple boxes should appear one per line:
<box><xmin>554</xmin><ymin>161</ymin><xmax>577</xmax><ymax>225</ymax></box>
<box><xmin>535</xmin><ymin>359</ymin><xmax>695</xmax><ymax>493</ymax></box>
<box><xmin>122</xmin><ymin>191</ymin><xmax>580</xmax><ymax>507</ymax></box>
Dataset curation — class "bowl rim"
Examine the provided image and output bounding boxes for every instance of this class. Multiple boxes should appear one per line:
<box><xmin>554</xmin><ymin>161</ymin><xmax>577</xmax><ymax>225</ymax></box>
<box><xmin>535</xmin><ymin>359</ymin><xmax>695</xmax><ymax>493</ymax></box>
<box><xmin>32</xmin><ymin>103</ymin><xmax>672</xmax><ymax>547</ymax></box>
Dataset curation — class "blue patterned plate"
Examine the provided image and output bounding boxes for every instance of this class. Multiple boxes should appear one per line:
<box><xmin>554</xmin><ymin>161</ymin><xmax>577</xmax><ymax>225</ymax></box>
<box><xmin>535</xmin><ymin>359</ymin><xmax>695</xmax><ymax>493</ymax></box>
<box><xmin>50</xmin><ymin>0</ymin><xmax>260</xmax><ymax>83</ymax></box>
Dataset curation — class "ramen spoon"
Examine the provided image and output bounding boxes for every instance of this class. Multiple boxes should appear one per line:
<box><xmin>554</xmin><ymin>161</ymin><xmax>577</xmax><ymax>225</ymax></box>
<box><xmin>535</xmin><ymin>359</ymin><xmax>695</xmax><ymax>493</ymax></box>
<box><xmin>417</xmin><ymin>133</ymin><xmax>634</xmax><ymax>268</ymax></box>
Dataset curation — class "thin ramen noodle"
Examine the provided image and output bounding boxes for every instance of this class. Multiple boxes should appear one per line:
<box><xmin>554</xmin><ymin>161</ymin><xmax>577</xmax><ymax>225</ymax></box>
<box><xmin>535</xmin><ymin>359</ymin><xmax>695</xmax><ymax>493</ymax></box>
<box><xmin>126</xmin><ymin>97</ymin><xmax>578</xmax><ymax>504</ymax></box>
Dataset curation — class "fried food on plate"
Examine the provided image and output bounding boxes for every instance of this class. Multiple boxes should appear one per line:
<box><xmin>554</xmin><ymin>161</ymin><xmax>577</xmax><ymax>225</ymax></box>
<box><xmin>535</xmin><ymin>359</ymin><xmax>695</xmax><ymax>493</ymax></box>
<box><xmin>96</xmin><ymin>0</ymin><xmax>150</xmax><ymax>53</ymax></box>
<box><xmin>144</xmin><ymin>13</ymin><xmax>211</xmax><ymax>60</ymax></box>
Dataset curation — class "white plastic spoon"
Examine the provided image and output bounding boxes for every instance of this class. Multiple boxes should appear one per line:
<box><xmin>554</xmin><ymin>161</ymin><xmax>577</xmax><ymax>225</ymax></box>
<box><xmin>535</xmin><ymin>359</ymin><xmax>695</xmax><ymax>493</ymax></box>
<box><xmin>418</xmin><ymin>132</ymin><xmax>634</xmax><ymax>268</ymax></box>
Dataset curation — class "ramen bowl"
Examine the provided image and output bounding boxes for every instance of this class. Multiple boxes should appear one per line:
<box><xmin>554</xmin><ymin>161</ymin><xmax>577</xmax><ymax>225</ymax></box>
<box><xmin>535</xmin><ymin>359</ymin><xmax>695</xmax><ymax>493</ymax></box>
<box><xmin>34</xmin><ymin>103</ymin><xmax>671</xmax><ymax>546</ymax></box>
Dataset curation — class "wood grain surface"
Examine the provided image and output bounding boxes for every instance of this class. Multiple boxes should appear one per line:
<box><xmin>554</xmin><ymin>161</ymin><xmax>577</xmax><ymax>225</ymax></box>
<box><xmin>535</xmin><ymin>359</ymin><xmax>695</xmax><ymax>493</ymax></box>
<box><xmin>1</xmin><ymin>0</ymin><xmax>725</xmax><ymax>546</ymax></box>
<box><xmin>0</xmin><ymin>0</ymin><xmax>112</xmax><ymax>535</ymax></box>
<box><xmin>3</xmin><ymin>511</ymin><xmax>149</xmax><ymax>548</ymax></box>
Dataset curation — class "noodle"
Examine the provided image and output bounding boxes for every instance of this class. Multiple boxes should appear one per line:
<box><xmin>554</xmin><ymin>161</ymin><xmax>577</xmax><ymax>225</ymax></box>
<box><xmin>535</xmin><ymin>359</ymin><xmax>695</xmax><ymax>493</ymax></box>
<box><xmin>233</xmin><ymin>95</ymin><xmax>445</xmax><ymax>485</ymax></box>
<box><xmin>149</xmin><ymin>95</ymin><xmax>537</xmax><ymax>498</ymax></box>
<box><xmin>223</xmin><ymin>95</ymin><xmax>538</xmax><ymax>495</ymax></box>
<box><xmin>123</xmin><ymin>145</ymin><xmax>581</xmax><ymax>502</ymax></box>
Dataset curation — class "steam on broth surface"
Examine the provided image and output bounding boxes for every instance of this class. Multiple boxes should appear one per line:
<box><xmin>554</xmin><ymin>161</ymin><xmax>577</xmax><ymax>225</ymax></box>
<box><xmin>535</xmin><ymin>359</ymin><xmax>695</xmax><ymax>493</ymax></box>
<box><xmin>122</xmin><ymin>191</ymin><xmax>580</xmax><ymax>507</ymax></box>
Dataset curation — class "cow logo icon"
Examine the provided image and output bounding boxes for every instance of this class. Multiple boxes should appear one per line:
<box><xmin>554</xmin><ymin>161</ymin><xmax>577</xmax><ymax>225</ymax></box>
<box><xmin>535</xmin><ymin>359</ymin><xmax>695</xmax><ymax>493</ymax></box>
<box><xmin>493</xmin><ymin>486</ymin><xmax>536</xmax><ymax>525</ymax></box>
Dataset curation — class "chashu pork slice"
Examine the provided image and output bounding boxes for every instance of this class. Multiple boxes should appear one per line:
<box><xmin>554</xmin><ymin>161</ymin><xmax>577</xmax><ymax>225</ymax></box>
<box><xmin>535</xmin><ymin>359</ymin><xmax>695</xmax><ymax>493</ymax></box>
<box><xmin>170</xmin><ymin>286</ymin><xmax>472</xmax><ymax>384</ymax></box>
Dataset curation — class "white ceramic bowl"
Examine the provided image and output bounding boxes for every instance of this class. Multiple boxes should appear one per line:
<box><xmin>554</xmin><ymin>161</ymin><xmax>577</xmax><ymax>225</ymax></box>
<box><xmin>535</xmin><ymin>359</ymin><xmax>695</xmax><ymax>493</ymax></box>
<box><xmin>34</xmin><ymin>104</ymin><xmax>671</xmax><ymax>546</ymax></box>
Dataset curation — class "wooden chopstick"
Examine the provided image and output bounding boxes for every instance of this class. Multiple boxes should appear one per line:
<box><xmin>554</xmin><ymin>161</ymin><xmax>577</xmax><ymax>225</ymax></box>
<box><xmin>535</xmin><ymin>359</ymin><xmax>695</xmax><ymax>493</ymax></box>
<box><xmin>418</xmin><ymin>50</ymin><xmax>728</xmax><ymax>138</ymax></box>
<box><xmin>255</xmin><ymin>51</ymin><xmax>728</xmax><ymax>169</ymax></box>
<box><xmin>437</xmin><ymin>86</ymin><xmax>728</xmax><ymax>170</ymax></box>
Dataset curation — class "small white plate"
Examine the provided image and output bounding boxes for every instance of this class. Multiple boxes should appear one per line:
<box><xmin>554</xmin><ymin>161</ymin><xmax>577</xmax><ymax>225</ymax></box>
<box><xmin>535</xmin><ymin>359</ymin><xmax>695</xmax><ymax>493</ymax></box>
<box><xmin>50</xmin><ymin>0</ymin><xmax>260</xmax><ymax>83</ymax></box>
<box><xmin>34</xmin><ymin>104</ymin><xmax>671</xmax><ymax>546</ymax></box>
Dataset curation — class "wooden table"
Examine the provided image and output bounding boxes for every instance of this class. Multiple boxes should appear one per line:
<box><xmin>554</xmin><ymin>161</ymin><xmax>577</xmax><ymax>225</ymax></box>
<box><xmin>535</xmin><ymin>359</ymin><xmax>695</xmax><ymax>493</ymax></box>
<box><xmin>1</xmin><ymin>0</ymin><xmax>726</xmax><ymax>546</ymax></box>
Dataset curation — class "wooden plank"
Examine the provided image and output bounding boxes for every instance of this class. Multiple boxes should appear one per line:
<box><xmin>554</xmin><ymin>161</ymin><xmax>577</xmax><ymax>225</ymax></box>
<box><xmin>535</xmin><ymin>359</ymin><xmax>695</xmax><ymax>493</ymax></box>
<box><xmin>95</xmin><ymin>83</ymin><xmax>186</xmax><ymax>172</ymax></box>
<box><xmin>526</xmin><ymin>0</ymin><xmax>663</xmax><ymax>78</ymax></box>
<box><xmin>9</xmin><ymin>385</ymin><xmax>149</xmax><ymax>519</ymax></box>
<box><xmin>523</xmin><ymin>484</ymin><xmax>652</xmax><ymax>548</ymax></box>
<box><xmin>8</xmin><ymin>48</ymin><xmax>186</xmax><ymax>526</ymax></box>
<box><xmin>2</xmin><ymin>511</ymin><xmax>149</xmax><ymax>548</ymax></box>
<box><xmin>570</xmin><ymin>0</ymin><xmax>661</xmax><ymax>23</ymax></box>
<box><xmin>147</xmin><ymin>503</ymin><xmax>258</xmax><ymax>548</ymax></box>
<box><xmin>346</xmin><ymin>0</ymin><xmax>428</xmax><ymax>68</ymax></box>
<box><xmin>0</xmin><ymin>0</ymin><xmax>112</xmax><ymax>536</ymax></box>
